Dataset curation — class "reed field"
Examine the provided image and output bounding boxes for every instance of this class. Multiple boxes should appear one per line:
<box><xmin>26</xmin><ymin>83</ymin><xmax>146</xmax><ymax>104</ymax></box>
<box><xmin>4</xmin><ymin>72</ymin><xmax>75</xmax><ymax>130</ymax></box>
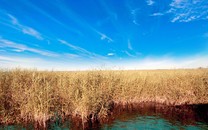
<box><xmin>0</xmin><ymin>68</ymin><xmax>208</xmax><ymax>127</ymax></box>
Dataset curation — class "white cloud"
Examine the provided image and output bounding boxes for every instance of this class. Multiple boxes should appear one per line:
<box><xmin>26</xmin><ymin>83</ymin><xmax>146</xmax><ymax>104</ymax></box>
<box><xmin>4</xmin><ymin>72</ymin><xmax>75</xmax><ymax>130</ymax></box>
<box><xmin>171</xmin><ymin>13</ymin><xmax>198</xmax><ymax>23</ymax></box>
<box><xmin>170</xmin><ymin>0</ymin><xmax>186</xmax><ymax>8</ymax></box>
<box><xmin>98</xmin><ymin>32</ymin><xmax>113</xmax><ymax>43</ymax></box>
<box><xmin>171</xmin><ymin>15</ymin><xmax>181</xmax><ymax>22</ymax></box>
<box><xmin>7</xmin><ymin>14</ymin><xmax>18</xmax><ymax>25</ymax></box>
<box><xmin>146</xmin><ymin>0</ymin><xmax>155</xmax><ymax>6</ymax></box>
<box><xmin>151</xmin><ymin>0</ymin><xmax>208</xmax><ymax>22</ymax></box>
<box><xmin>127</xmin><ymin>39</ymin><xmax>133</xmax><ymax>50</ymax></box>
<box><xmin>168</xmin><ymin>0</ymin><xmax>208</xmax><ymax>23</ymax></box>
<box><xmin>7</xmin><ymin>14</ymin><xmax>43</xmax><ymax>40</ymax></box>
<box><xmin>132</xmin><ymin>20</ymin><xmax>139</xmax><ymax>25</ymax></box>
<box><xmin>22</xmin><ymin>27</ymin><xmax>43</xmax><ymax>40</ymax></box>
<box><xmin>0</xmin><ymin>38</ymin><xmax>58</xmax><ymax>57</ymax></box>
<box><xmin>12</xmin><ymin>49</ymin><xmax>24</xmax><ymax>52</ymax></box>
<box><xmin>131</xmin><ymin>9</ymin><xmax>140</xmax><ymax>25</ymax></box>
<box><xmin>151</xmin><ymin>13</ymin><xmax>164</xmax><ymax>16</ymax></box>
<box><xmin>101</xmin><ymin>34</ymin><xmax>107</xmax><ymax>40</ymax></box>
<box><xmin>124</xmin><ymin>51</ymin><xmax>135</xmax><ymax>57</ymax></box>
<box><xmin>107</xmin><ymin>53</ymin><xmax>114</xmax><ymax>56</ymax></box>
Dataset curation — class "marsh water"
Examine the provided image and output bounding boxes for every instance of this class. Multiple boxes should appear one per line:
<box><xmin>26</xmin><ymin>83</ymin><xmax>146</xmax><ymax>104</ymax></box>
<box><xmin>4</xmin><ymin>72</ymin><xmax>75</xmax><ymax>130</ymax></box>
<box><xmin>102</xmin><ymin>116</ymin><xmax>208</xmax><ymax>130</ymax></box>
<box><xmin>1</xmin><ymin>103</ymin><xmax>208</xmax><ymax>130</ymax></box>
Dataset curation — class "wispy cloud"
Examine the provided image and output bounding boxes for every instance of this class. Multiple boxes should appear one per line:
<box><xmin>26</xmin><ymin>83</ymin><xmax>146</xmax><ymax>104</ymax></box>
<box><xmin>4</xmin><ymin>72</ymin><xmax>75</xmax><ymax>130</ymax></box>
<box><xmin>7</xmin><ymin>14</ymin><xmax>43</xmax><ymax>40</ymax></box>
<box><xmin>94</xmin><ymin>31</ymin><xmax>113</xmax><ymax>43</ymax></box>
<box><xmin>107</xmin><ymin>53</ymin><xmax>115</xmax><ymax>56</ymax></box>
<box><xmin>133</xmin><ymin>20</ymin><xmax>139</xmax><ymax>25</ymax></box>
<box><xmin>22</xmin><ymin>1</ymin><xmax>83</xmax><ymax>36</ymax></box>
<box><xmin>8</xmin><ymin>14</ymin><xmax>18</xmax><ymax>24</ymax></box>
<box><xmin>58</xmin><ymin>39</ymin><xmax>91</xmax><ymax>55</ymax></box>
<box><xmin>0</xmin><ymin>38</ymin><xmax>58</xmax><ymax>57</ymax></box>
<box><xmin>149</xmin><ymin>0</ymin><xmax>208</xmax><ymax>22</ymax></box>
<box><xmin>122</xmin><ymin>49</ymin><xmax>142</xmax><ymax>58</ymax></box>
<box><xmin>131</xmin><ymin>9</ymin><xmax>140</xmax><ymax>25</ymax></box>
<box><xmin>127</xmin><ymin>39</ymin><xmax>133</xmax><ymax>50</ymax></box>
<box><xmin>22</xmin><ymin>27</ymin><xmax>43</xmax><ymax>39</ymax></box>
<box><xmin>12</xmin><ymin>49</ymin><xmax>24</xmax><ymax>52</ymax></box>
<box><xmin>64</xmin><ymin>53</ymin><xmax>80</xmax><ymax>58</ymax></box>
<box><xmin>123</xmin><ymin>51</ymin><xmax>135</xmax><ymax>57</ymax></box>
<box><xmin>40</xmin><ymin>0</ymin><xmax>113</xmax><ymax>42</ymax></box>
<box><xmin>146</xmin><ymin>0</ymin><xmax>155</xmax><ymax>6</ymax></box>
<box><xmin>168</xmin><ymin>0</ymin><xmax>208</xmax><ymax>23</ymax></box>
<box><xmin>58</xmin><ymin>39</ymin><xmax>107</xmax><ymax>59</ymax></box>
<box><xmin>150</xmin><ymin>13</ymin><xmax>164</xmax><ymax>16</ymax></box>
<box><xmin>46</xmin><ymin>0</ymin><xmax>116</xmax><ymax>44</ymax></box>
<box><xmin>0</xmin><ymin>55</ymin><xmax>40</xmax><ymax>63</ymax></box>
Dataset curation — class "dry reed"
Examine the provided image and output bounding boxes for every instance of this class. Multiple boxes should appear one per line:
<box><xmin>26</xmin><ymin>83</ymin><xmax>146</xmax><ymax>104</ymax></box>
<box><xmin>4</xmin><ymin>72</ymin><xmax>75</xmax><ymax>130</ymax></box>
<box><xmin>0</xmin><ymin>68</ymin><xmax>208</xmax><ymax>126</ymax></box>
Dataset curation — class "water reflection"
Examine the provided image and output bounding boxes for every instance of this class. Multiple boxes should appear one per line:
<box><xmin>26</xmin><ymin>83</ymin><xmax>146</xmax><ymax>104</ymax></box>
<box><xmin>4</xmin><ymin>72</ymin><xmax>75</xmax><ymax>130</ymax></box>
<box><xmin>102</xmin><ymin>115</ymin><xmax>208</xmax><ymax>130</ymax></box>
<box><xmin>0</xmin><ymin>104</ymin><xmax>208</xmax><ymax>130</ymax></box>
<box><xmin>101</xmin><ymin>103</ymin><xmax>208</xmax><ymax>130</ymax></box>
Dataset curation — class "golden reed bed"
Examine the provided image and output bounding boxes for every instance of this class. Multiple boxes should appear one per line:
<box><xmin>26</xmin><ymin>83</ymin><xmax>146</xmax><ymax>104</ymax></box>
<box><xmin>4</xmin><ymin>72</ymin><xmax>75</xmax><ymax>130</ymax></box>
<box><xmin>0</xmin><ymin>69</ymin><xmax>208</xmax><ymax>127</ymax></box>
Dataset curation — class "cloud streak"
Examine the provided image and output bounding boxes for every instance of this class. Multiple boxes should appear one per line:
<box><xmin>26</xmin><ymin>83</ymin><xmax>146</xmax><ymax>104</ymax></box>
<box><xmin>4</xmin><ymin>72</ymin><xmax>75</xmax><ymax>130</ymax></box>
<box><xmin>58</xmin><ymin>39</ymin><xmax>92</xmax><ymax>55</ymax></box>
<box><xmin>42</xmin><ymin>0</ymin><xmax>114</xmax><ymax>43</ymax></box>
<box><xmin>150</xmin><ymin>13</ymin><xmax>164</xmax><ymax>16</ymax></box>
<box><xmin>128</xmin><ymin>39</ymin><xmax>133</xmax><ymax>50</ymax></box>
<box><xmin>123</xmin><ymin>51</ymin><xmax>136</xmax><ymax>57</ymax></box>
<box><xmin>58</xmin><ymin>39</ymin><xmax>107</xmax><ymax>60</ymax></box>
<box><xmin>64</xmin><ymin>53</ymin><xmax>80</xmax><ymax>58</ymax></box>
<box><xmin>21</xmin><ymin>1</ymin><xmax>83</xmax><ymax>36</ymax></box>
<box><xmin>91</xmin><ymin>29</ymin><xmax>113</xmax><ymax>43</ymax></box>
<box><xmin>7</xmin><ymin>14</ymin><xmax>43</xmax><ymax>40</ymax></box>
<box><xmin>0</xmin><ymin>38</ymin><xmax>58</xmax><ymax>57</ymax></box>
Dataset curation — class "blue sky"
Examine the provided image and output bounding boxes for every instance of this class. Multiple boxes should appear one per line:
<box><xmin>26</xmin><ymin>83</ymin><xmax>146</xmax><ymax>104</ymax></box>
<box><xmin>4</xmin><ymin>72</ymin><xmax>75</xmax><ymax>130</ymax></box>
<box><xmin>0</xmin><ymin>0</ymin><xmax>208</xmax><ymax>70</ymax></box>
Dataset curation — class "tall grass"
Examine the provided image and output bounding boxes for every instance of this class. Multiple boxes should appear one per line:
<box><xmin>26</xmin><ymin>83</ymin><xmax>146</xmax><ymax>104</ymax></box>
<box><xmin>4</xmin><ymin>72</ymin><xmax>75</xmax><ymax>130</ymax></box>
<box><xmin>0</xmin><ymin>69</ymin><xmax>208</xmax><ymax>126</ymax></box>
